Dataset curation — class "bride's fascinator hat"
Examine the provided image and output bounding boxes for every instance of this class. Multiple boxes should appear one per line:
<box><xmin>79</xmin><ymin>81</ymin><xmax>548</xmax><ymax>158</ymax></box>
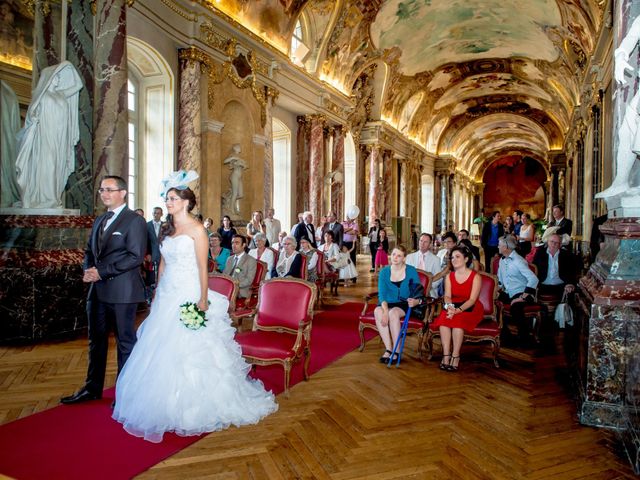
<box><xmin>159</xmin><ymin>170</ymin><xmax>199</xmax><ymax>199</ymax></box>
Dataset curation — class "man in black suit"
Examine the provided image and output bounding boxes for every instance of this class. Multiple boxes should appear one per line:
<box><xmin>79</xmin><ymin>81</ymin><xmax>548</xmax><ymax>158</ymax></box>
<box><xmin>61</xmin><ymin>176</ymin><xmax>147</xmax><ymax>404</ymax></box>
<box><xmin>549</xmin><ymin>204</ymin><xmax>573</xmax><ymax>236</ymax></box>
<box><xmin>294</xmin><ymin>211</ymin><xmax>316</xmax><ymax>249</ymax></box>
<box><xmin>321</xmin><ymin>211</ymin><xmax>344</xmax><ymax>247</ymax></box>
<box><xmin>145</xmin><ymin>206</ymin><xmax>163</xmax><ymax>287</ymax></box>
<box><xmin>532</xmin><ymin>233</ymin><xmax>577</xmax><ymax>297</ymax></box>
<box><xmin>481</xmin><ymin>211</ymin><xmax>504</xmax><ymax>274</ymax></box>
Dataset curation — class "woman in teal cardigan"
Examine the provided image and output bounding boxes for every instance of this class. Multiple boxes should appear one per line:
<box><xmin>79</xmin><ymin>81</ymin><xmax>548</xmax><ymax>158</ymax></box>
<box><xmin>375</xmin><ymin>244</ymin><xmax>422</xmax><ymax>364</ymax></box>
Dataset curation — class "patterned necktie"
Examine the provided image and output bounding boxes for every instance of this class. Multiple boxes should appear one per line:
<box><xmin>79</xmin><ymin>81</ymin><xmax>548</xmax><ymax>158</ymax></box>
<box><xmin>98</xmin><ymin>211</ymin><xmax>114</xmax><ymax>250</ymax></box>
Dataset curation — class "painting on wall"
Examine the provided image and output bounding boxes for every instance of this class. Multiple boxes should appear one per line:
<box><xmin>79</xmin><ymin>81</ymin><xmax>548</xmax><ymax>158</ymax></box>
<box><xmin>0</xmin><ymin>1</ymin><xmax>33</xmax><ymax>70</ymax></box>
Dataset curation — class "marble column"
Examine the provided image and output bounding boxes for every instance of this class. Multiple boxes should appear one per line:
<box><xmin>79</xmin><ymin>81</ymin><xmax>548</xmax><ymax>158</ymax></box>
<box><xmin>331</xmin><ymin>127</ymin><xmax>345</xmax><ymax>219</ymax></box>
<box><xmin>367</xmin><ymin>145</ymin><xmax>380</xmax><ymax>224</ymax></box>
<box><xmin>93</xmin><ymin>0</ymin><xmax>129</xmax><ymax>212</ymax></box>
<box><xmin>382</xmin><ymin>150</ymin><xmax>393</xmax><ymax>224</ymax></box>
<box><xmin>263</xmin><ymin>97</ymin><xmax>274</xmax><ymax>211</ymax></box>
<box><xmin>308</xmin><ymin>115</ymin><xmax>325</xmax><ymax>222</ymax></box>
<box><xmin>296</xmin><ymin>116</ymin><xmax>310</xmax><ymax>214</ymax></box>
<box><xmin>64</xmin><ymin>0</ymin><xmax>94</xmax><ymax>214</ymax></box>
<box><xmin>33</xmin><ymin>0</ymin><xmax>61</xmax><ymax>86</ymax></box>
<box><xmin>399</xmin><ymin>160</ymin><xmax>407</xmax><ymax>217</ymax></box>
<box><xmin>177</xmin><ymin>50</ymin><xmax>203</xmax><ymax>206</ymax></box>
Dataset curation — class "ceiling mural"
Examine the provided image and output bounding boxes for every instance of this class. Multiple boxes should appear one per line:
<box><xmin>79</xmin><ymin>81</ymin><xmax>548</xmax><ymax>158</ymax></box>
<box><xmin>207</xmin><ymin>0</ymin><xmax>604</xmax><ymax>180</ymax></box>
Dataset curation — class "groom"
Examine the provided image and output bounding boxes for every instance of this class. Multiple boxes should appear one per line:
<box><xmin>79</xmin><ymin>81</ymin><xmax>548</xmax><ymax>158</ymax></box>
<box><xmin>61</xmin><ymin>176</ymin><xmax>147</xmax><ymax>404</ymax></box>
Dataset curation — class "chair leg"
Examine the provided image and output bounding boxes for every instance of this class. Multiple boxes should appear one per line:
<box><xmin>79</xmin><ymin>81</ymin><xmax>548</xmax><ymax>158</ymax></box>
<box><xmin>358</xmin><ymin>323</ymin><xmax>367</xmax><ymax>352</ymax></box>
<box><xmin>303</xmin><ymin>348</ymin><xmax>311</xmax><ymax>381</ymax></box>
<box><xmin>416</xmin><ymin>331</ymin><xmax>423</xmax><ymax>359</ymax></box>
<box><xmin>492</xmin><ymin>338</ymin><xmax>500</xmax><ymax>368</ymax></box>
<box><xmin>426</xmin><ymin>330</ymin><xmax>434</xmax><ymax>360</ymax></box>
<box><xmin>283</xmin><ymin>361</ymin><xmax>291</xmax><ymax>397</ymax></box>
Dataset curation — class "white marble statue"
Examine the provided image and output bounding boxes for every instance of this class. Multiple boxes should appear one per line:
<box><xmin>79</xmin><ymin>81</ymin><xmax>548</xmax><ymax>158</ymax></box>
<box><xmin>596</xmin><ymin>15</ymin><xmax>640</xmax><ymax>199</ymax></box>
<box><xmin>1</xmin><ymin>80</ymin><xmax>21</xmax><ymax>207</ymax></box>
<box><xmin>222</xmin><ymin>144</ymin><xmax>247</xmax><ymax>215</ymax></box>
<box><xmin>15</xmin><ymin>61</ymin><xmax>82</xmax><ymax>209</ymax></box>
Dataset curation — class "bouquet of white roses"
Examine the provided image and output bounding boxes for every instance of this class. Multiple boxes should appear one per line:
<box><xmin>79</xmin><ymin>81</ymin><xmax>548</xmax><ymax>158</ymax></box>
<box><xmin>179</xmin><ymin>301</ymin><xmax>209</xmax><ymax>330</ymax></box>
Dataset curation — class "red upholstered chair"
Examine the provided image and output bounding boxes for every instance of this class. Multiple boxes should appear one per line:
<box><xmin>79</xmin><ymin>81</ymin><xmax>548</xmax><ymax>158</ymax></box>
<box><xmin>208</xmin><ymin>258</ymin><xmax>216</xmax><ymax>273</ymax></box>
<box><xmin>426</xmin><ymin>271</ymin><xmax>502</xmax><ymax>367</ymax></box>
<box><xmin>315</xmin><ymin>250</ymin><xmax>339</xmax><ymax>302</ymax></box>
<box><xmin>235</xmin><ymin>278</ymin><xmax>318</xmax><ymax>395</ymax></box>
<box><xmin>269</xmin><ymin>246</ymin><xmax>279</xmax><ymax>267</ymax></box>
<box><xmin>207</xmin><ymin>273</ymin><xmax>239</xmax><ymax>316</ymax></box>
<box><xmin>358</xmin><ymin>269</ymin><xmax>434</xmax><ymax>358</ymax></box>
<box><xmin>299</xmin><ymin>253</ymin><xmax>307</xmax><ymax>280</ymax></box>
<box><xmin>232</xmin><ymin>260</ymin><xmax>267</xmax><ymax>329</ymax></box>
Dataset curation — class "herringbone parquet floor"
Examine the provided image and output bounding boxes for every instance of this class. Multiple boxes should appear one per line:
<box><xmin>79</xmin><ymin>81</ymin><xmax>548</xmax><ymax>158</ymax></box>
<box><xmin>0</xmin><ymin>256</ymin><xmax>635</xmax><ymax>479</ymax></box>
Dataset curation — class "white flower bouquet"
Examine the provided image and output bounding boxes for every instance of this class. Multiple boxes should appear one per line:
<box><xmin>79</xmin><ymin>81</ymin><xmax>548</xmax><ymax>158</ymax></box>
<box><xmin>179</xmin><ymin>301</ymin><xmax>209</xmax><ymax>330</ymax></box>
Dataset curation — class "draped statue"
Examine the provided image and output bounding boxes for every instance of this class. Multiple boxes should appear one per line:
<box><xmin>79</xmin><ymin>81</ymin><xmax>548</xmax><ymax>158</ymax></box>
<box><xmin>1</xmin><ymin>80</ymin><xmax>21</xmax><ymax>207</ymax></box>
<box><xmin>15</xmin><ymin>61</ymin><xmax>82</xmax><ymax>209</ymax></box>
<box><xmin>222</xmin><ymin>144</ymin><xmax>247</xmax><ymax>215</ymax></box>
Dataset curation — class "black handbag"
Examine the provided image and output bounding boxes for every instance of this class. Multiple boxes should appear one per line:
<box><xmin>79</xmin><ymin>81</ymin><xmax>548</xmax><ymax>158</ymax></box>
<box><xmin>408</xmin><ymin>280</ymin><xmax>428</xmax><ymax>320</ymax></box>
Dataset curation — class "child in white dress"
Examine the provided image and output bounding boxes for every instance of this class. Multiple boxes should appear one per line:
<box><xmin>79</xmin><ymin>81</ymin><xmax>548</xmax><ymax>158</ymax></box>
<box><xmin>338</xmin><ymin>243</ymin><xmax>357</xmax><ymax>286</ymax></box>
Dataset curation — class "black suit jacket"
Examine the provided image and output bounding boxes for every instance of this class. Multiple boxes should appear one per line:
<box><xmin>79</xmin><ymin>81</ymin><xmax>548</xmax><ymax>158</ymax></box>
<box><xmin>532</xmin><ymin>247</ymin><xmax>577</xmax><ymax>285</ymax></box>
<box><xmin>146</xmin><ymin>220</ymin><xmax>161</xmax><ymax>264</ymax></box>
<box><xmin>550</xmin><ymin>218</ymin><xmax>573</xmax><ymax>236</ymax></box>
<box><xmin>294</xmin><ymin>222</ymin><xmax>316</xmax><ymax>249</ymax></box>
<box><xmin>321</xmin><ymin>222</ymin><xmax>344</xmax><ymax>247</ymax></box>
<box><xmin>84</xmin><ymin>207</ymin><xmax>147</xmax><ymax>304</ymax></box>
<box><xmin>481</xmin><ymin>221</ymin><xmax>505</xmax><ymax>247</ymax></box>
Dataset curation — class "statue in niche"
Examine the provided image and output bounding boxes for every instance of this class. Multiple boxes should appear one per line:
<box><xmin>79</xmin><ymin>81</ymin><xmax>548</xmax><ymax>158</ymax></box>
<box><xmin>15</xmin><ymin>61</ymin><xmax>82</xmax><ymax>209</ymax></box>
<box><xmin>597</xmin><ymin>14</ymin><xmax>640</xmax><ymax>199</ymax></box>
<box><xmin>1</xmin><ymin>80</ymin><xmax>21</xmax><ymax>207</ymax></box>
<box><xmin>222</xmin><ymin>144</ymin><xmax>247</xmax><ymax>215</ymax></box>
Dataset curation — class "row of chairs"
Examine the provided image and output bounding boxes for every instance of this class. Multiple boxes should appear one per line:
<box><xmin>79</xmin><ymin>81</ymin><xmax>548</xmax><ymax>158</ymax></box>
<box><xmin>209</xmin><ymin>274</ymin><xmax>318</xmax><ymax>395</ymax></box>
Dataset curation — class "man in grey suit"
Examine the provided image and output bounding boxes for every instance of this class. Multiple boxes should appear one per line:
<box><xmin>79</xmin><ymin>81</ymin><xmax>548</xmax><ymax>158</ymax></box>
<box><xmin>223</xmin><ymin>234</ymin><xmax>257</xmax><ymax>299</ymax></box>
<box><xmin>61</xmin><ymin>175</ymin><xmax>147</xmax><ymax>404</ymax></box>
<box><xmin>321</xmin><ymin>211</ymin><xmax>344</xmax><ymax>247</ymax></box>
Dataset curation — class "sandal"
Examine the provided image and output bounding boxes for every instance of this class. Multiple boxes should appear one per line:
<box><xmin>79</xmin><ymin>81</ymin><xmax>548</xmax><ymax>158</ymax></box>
<box><xmin>379</xmin><ymin>349</ymin><xmax>393</xmax><ymax>364</ymax></box>
<box><xmin>439</xmin><ymin>354</ymin><xmax>451</xmax><ymax>371</ymax></box>
<box><xmin>448</xmin><ymin>356</ymin><xmax>460</xmax><ymax>372</ymax></box>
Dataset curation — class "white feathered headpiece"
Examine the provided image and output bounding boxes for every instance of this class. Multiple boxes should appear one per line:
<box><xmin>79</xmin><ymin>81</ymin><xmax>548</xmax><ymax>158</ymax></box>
<box><xmin>159</xmin><ymin>170</ymin><xmax>199</xmax><ymax>199</ymax></box>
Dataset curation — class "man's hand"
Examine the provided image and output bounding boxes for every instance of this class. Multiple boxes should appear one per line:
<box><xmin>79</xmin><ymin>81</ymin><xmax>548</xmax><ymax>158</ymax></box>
<box><xmin>83</xmin><ymin>267</ymin><xmax>101</xmax><ymax>283</ymax></box>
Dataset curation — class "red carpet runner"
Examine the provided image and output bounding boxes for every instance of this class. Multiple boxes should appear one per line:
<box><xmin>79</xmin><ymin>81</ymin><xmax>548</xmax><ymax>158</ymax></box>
<box><xmin>0</xmin><ymin>302</ymin><xmax>374</xmax><ymax>480</ymax></box>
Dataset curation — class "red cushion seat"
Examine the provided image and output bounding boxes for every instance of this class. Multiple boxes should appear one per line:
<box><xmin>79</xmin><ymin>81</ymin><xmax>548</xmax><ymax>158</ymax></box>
<box><xmin>236</xmin><ymin>330</ymin><xmax>303</xmax><ymax>359</ymax></box>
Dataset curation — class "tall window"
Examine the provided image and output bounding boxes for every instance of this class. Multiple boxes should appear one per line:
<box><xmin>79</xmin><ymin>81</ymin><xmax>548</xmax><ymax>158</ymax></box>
<box><xmin>290</xmin><ymin>18</ymin><xmax>308</xmax><ymax>66</ymax></box>
<box><xmin>591</xmin><ymin>104</ymin><xmax>604</xmax><ymax>218</ymax></box>
<box><xmin>576</xmin><ymin>139</ymin><xmax>585</xmax><ymax>237</ymax></box>
<box><xmin>421</xmin><ymin>174</ymin><xmax>434</xmax><ymax>234</ymax></box>
<box><xmin>127</xmin><ymin>78</ymin><xmax>139</xmax><ymax>209</ymax></box>
<box><xmin>343</xmin><ymin>133</ymin><xmax>357</xmax><ymax>211</ymax></box>
<box><xmin>272</xmin><ymin>118</ymin><xmax>292</xmax><ymax>230</ymax></box>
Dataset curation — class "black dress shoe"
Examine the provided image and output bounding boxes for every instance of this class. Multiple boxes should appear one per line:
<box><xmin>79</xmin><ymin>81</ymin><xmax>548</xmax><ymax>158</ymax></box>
<box><xmin>60</xmin><ymin>388</ymin><xmax>102</xmax><ymax>404</ymax></box>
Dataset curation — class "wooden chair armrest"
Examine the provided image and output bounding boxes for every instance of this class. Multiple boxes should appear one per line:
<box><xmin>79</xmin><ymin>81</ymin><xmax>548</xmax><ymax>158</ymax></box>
<box><xmin>360</xmin><ymin>292</ymin><xmax>379</xmax><ymax>316</ymax></box>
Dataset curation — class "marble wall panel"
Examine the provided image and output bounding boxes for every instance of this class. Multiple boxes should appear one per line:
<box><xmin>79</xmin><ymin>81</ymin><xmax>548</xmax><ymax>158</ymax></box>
<box><xmin>0</xmin><ymin>268</ymin><xmax>34</xmax><ymax>341</ymax></box>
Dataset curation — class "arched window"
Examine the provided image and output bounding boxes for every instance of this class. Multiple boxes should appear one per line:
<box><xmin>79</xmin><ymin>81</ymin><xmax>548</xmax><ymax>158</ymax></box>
<box><xmin>421</xmin><ymin>174</ymin><xmax>434</xmax><ymax>234</ymax></box>
<box><xmin>290</xmin><ymin>18</ymin><xmax>309</xmax><ymax>67</ymax></box>
<box><xmin>343</xmin><ymin>132</ymin><xmax>357</xmax><ymax>211</ymax></box>
<box><xmin>272</xmin><ymin>117</ymin><xmax>292</xmax><ymax>230</ymax></box>
<box><xmin>127</xmin><ymin>77</ymin><xmax>139</xmax><ymax>209</ymax></box>
<box><xmin>127</xmin><ymin>37</ymin><xmax>174</xmax><ymax>217</ymax></box>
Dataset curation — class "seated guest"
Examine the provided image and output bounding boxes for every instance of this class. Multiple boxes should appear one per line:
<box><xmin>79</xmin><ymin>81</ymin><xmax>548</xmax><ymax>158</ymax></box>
<box><xmin>457</xmin><ymin>229</ymin><xmax>481</xmax><ymax>260</ymax></box>
<box><xmin>272</xmin><ymin>235</ymin><xmax>303</xmax><ymax>278</ymax></box>
<box><xmin>223</xmin><ymin>234</ymin><xmax>257</xmax><ymax>299</ymax></box>
<box><xmin>406</xmin><ymin>233</ymin><xmax>442</xmax><ymax>297</ymax></box>
<box><xmin>532</xmin><ymin>233</ymin><xmax>576</xmax><ymax>298</ymax></box>
<box><xmin>432</xmin><ymin>232</ymin><xmax>457</xmax><ymax>291</ymax></box>
<box><xmin>249</xmin><ymin>232</ymin><xmax>275</xmax><ymax>280</ymax></box>
<box><xmin>430</xmin><ymin>246</ymin><xmax>483</xmax><ymax>371</ymax></box>
<box><xmin>274</xmin><ymin>231</ymin><xmax>287</xmax><ymax>251</ymax></box>
<box><xmin>298</xmin><ymin>238</ymin><xmax>318</xmax><ymax>282</ymax></box>
<box><xmin>374</xmin><ymin>245</ymin><xmax>423</xmax><ymax>364</ymax></box>
<box><xmin>497</xmin><ymin>235</ymin><xmax>539</xmax><ymax>342</ymax></box>
<box><xmin>320</xmin><ymin>230</ymin><xmax>340</xmax><ymax>270</ymax></box>
<box><xmin>208</xmin><ymin>232</ymin><xmax>230</xmax><ymax>273</ymax></box>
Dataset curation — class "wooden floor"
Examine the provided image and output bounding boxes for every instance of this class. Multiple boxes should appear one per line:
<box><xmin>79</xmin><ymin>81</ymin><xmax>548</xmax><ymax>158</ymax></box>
<box><xmin>0</xmin><ymin>256</ymin><xmax>636</xmax><ymax>479</ymax></box>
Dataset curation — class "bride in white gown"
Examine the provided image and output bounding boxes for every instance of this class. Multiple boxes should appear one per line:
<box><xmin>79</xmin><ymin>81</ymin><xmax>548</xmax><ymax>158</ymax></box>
<box><xmin>112</xmin><ymin>177</ymin><xmax>277</xmax><ymax>443</ymax></box>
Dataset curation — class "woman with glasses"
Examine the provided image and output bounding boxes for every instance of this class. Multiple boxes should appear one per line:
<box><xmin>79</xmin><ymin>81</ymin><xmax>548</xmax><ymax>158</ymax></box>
<box><xmin>249</xmin><ymin>232</ymin><xmax>274</xmax><ymax>280</ymax></box>
<box><xmin>272</xmin><ymin>235</ymin><xmax>302</xmax><ymax>278</ymax></box>
<box><xmin>207</xmin><ymin>232</ymin><xmax>229</xmax><ymax>273</ymax></box>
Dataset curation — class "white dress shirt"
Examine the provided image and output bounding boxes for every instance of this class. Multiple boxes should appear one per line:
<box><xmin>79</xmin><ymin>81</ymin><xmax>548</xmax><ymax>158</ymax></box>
<box><xmin>406</xmin><ymin>250</ymin><xmax>442</xmax><ymax>297</ymax></box>
<box><xmin>498</xmin><ymin>250</ymin><xmax>539</xmax><ymax>298</ymax></box>
<box><xmin>543</xmin><ymin>250</ymin><xmax>564</xmax><ymax>285</ymax></box>
<box><xmin>105</xmin><ymin>203</ymin><xmax>127</xmax><ymax>230</ymax></box>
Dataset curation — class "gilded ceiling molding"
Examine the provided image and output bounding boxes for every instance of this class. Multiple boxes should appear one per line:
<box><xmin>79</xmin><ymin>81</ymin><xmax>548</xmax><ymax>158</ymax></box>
<box><xmin>23</xmin><ymin>0</ymin><xmax>50</xmax><ymax>16</ymax></box>
<box><xmin>179</xmin><ymin>42</ymin><xmax>278</xmax><ymax>127</ymax></box>
<box><xmin>160</xmin><ymin>0</ymin><xmax>198</xmax><ymax>22</ymax></box>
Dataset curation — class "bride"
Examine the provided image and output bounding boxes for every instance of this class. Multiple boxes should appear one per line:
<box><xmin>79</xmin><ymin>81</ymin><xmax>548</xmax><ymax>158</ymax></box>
<box><xmin>112</xmin><ymin>171</ymin><xmax>277</xmax><ymax>443</ymax></box>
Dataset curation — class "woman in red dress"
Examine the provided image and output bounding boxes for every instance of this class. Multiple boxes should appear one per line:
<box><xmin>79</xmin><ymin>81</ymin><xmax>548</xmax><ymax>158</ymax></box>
<box><xmin>431</xmin><ymin>245</ymin><xmax>483</xmax><ymax>371</ymax></box>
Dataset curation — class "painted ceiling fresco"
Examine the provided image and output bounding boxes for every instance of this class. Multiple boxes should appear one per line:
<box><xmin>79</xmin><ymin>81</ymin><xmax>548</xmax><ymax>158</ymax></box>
<box><xmin>209</xmin><ymin>0</ymin><xmax>604</xmax><ymax>180</ymax></box>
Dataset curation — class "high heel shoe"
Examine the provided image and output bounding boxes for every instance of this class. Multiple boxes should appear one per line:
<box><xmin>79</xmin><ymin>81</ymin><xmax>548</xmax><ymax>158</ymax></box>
<box><xmin>448</xmin><ymin>356</ymin><xmax>460</xmax><ymax>372</ymax></box>
<box><xmin>379</xmin><ymin>349</ymin><xmax>393</xmax><ymax>364</ymax></box>
<box><xmin>439</xmin><ymin>354</ymin><xmax>451</xmax><ymax>371</ymax></box>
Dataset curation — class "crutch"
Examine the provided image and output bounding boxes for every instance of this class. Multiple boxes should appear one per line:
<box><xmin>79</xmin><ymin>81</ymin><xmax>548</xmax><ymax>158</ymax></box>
<box><xmin>387</xmin><ymin>306</ymin><xmax>412</xmax><ymax>368</ymax></box>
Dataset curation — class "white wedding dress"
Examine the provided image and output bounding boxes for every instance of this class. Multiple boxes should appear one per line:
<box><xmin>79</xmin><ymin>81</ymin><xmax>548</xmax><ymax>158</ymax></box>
<box><xmin>112</xmin><ymin>235</ymin><xmax>278</xmax><ymax>443</ymax></box>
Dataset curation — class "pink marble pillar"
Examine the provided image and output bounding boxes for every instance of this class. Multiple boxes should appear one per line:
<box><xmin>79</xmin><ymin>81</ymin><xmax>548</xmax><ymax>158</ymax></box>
<box><xmin>367</xmin><ymin>145</ymin><xmax>380</xmax><ymax>225</ymax></box>
<box><xmin>263</xmin><ymin>98</ymin><xmax>274</xmax><ymax>210</ymax></box>
<box><xmin>308</xmin><ymin>116</ymin><xmax>325</xmax><ymax>222</ymax></box>
<box><xmin>177</xmin><ymin>52</ymin><xmax>202</xmax><ymax>204</ymax></box>
<box><xmin>93</xmin><ymin>0</ymin><xmax>128</xmax><ymax>212</ymax></box>
<box><xmin>382</xmin><ymin>149</ymin><xmax>393</xmax><ymax>224</ymax></box>
<box><xmin>295</xmin><ymin>116</ymin><xmax>310</xmax><ymax>214</ymax></box>
<box><xmin>331</xmin><ymin>127</ymin><xmax>345</xmax><ymax>219</ymax></box>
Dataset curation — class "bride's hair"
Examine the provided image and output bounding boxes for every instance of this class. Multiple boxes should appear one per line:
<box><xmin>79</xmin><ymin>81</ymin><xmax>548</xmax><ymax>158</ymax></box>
<box><xmin>159</xmin><ymin>187</ymin><xmax>197</xmax><ymax>243</ymax></box>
